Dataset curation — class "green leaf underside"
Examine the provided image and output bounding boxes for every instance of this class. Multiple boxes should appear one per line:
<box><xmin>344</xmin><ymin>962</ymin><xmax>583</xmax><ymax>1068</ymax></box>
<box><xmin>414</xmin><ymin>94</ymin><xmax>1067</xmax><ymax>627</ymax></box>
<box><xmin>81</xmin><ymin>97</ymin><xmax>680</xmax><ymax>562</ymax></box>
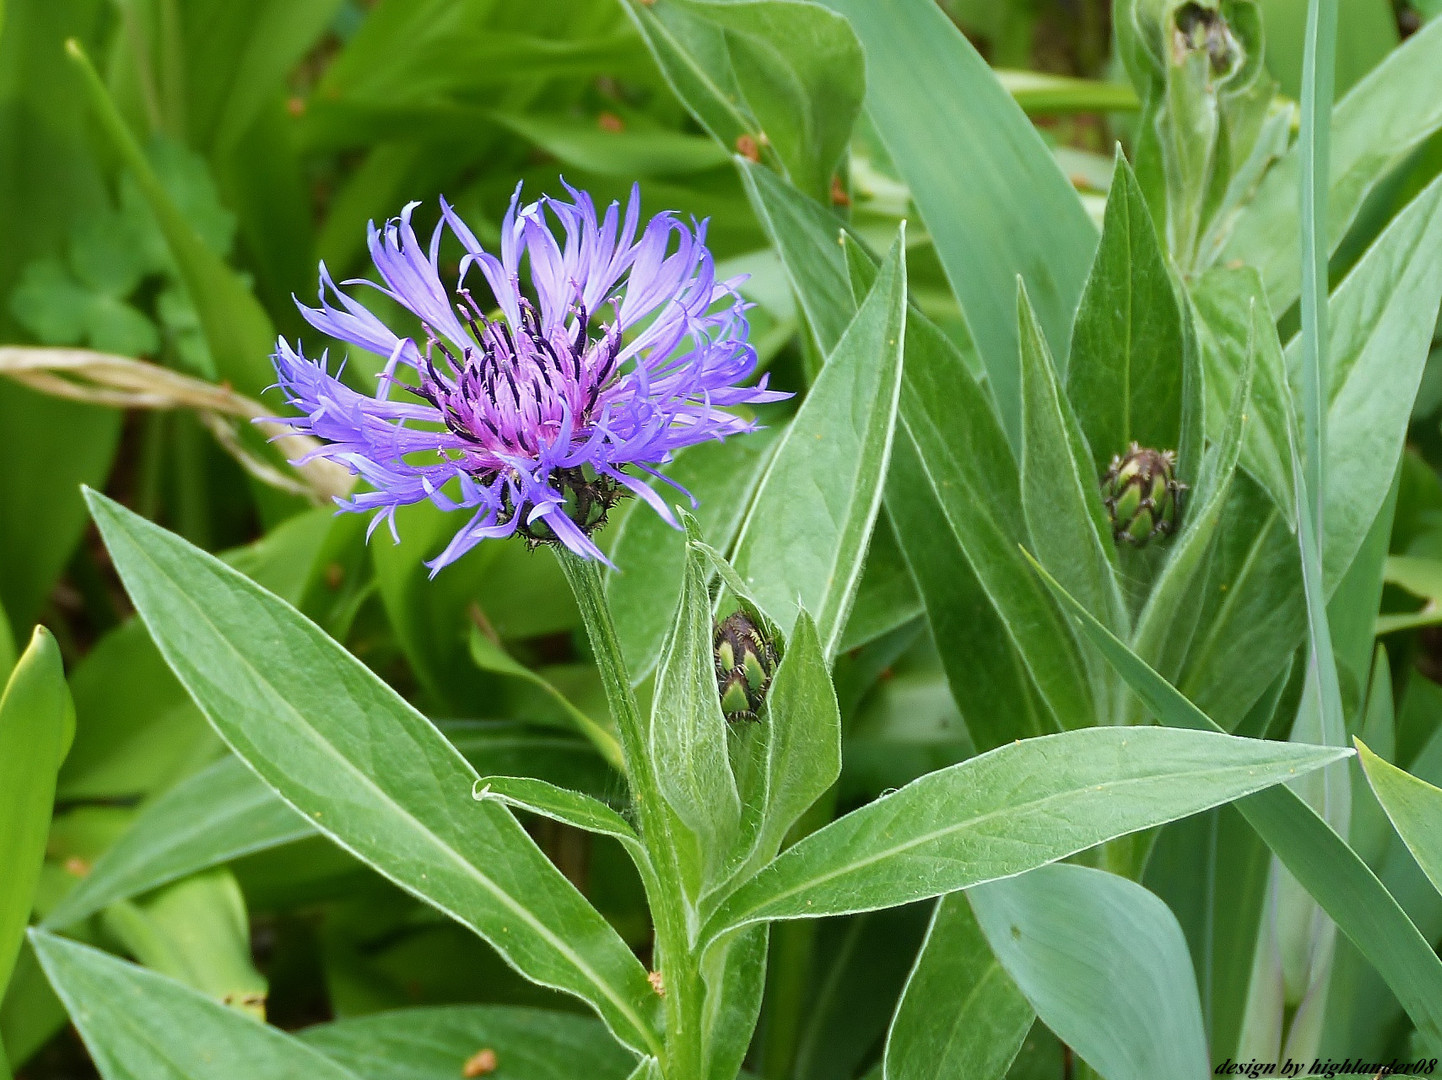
<box><xmin>883</xmin><ymin>893</ymin><xmax>1033</xmax><ymax>1080</ymax></box>
<box><xmin>84</xmin><ymin>490</ymin><xmax>662</xmax><ymax>1057</ymax></box>
<box><xmin>971</xmin><ymin>864</ymin><xmax>1209</xmax><ymax>1080</ymax></box>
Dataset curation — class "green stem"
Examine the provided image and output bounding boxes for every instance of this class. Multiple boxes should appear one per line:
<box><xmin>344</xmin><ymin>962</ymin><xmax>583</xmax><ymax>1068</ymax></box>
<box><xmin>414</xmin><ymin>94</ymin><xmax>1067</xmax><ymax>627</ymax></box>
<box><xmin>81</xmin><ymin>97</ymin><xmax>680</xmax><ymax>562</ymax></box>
<box><xmin>555</xmin><ymin>550</ymin><xmax>703</xmax><ymax>1079</ymax></box>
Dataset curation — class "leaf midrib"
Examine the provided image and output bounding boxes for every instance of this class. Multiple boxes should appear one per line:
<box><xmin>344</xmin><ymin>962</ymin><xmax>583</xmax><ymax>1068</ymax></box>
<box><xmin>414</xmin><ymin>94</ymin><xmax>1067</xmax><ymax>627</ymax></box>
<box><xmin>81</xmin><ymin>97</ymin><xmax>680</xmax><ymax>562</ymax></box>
<box><xmin>111</xmin><ymin>524</ymin><xmax>660</xmax><ymax>1056</ymax></box>
<box><xmin>717</xmin><ymin>751</ymin><xmax>1328</xmax><ymax>930</ymax></box>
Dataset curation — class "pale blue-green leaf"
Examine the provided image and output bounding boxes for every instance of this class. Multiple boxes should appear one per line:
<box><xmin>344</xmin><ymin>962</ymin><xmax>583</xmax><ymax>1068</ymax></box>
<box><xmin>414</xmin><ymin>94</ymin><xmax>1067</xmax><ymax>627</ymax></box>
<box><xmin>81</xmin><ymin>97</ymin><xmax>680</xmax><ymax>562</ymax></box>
<box><xmin>1293</xmin><ymin>175</ymin><xmax>1442</xmax><ymax>591</ymax></box>
<box><xmin>971</xmin><ymin>864</ymin><xmax>1209</xmax><ymax>1080</ymax></box>
<box><xmin>652</xmin><ymin>529</ymin><xmax>740</xmax><ymax>885</ymax></box>
<box><xmin>98</xmin><ymin>869</ymin><xmax>266</xmax><ymax>1015</ymax></box>
<box><xmin>883</xmin><ymin>893</ymin><xmax>1032</xmax><ymax>1080</ymax></box>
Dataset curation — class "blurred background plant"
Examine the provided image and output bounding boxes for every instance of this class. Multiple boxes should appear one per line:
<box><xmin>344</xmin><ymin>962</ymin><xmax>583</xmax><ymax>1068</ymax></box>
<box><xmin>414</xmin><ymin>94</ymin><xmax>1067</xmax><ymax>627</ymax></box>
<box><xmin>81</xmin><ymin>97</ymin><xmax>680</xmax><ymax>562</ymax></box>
<box><xmin>1</xmin><ymin>0</ymin><xmax>1441</xmax><ymax>1078</ymax></box>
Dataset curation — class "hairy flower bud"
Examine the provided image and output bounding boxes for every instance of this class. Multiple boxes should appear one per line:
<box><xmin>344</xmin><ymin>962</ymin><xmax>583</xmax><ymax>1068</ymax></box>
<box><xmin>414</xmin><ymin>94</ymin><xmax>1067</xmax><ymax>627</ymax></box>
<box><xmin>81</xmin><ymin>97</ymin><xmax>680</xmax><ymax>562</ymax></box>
<box><xmin>1101</xmin><ymin>443</ymin><xmax>1185</xmax><ymax>546</ymax></box>
<box><xmin>714</xmin><ymin>612</ymin><xmax>777</xmax><ymax>722</ymax></box>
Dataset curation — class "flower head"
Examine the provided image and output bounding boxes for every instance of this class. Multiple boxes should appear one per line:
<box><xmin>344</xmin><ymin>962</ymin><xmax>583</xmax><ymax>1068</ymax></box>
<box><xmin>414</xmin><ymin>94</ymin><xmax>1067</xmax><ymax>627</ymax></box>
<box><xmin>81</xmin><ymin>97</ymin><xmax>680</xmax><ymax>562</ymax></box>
<box><xmin>271</xmin><ymin>184</ymin><xmax>785</xmax><ymax>571</ymax></box>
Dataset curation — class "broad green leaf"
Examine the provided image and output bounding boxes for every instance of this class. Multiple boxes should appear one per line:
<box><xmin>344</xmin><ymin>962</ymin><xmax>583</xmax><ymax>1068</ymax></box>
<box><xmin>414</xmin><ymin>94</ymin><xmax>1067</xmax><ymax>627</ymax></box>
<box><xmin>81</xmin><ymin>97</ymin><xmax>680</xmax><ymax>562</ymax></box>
<box><xmin>99</xmin><ymin>869</ymin><xmax>267</xmax><ymax>1017</ymax></box>
<box><xmin>1357</xmin><ymin>740</ymin><xmax>1442</xmax><ymax>900</ymax></box>
<box><xmin>1017</xmin><ymin>284</ymin><xmax>1124</xmax><ymax>649</ymax></box>
<box><xmin>735</xmin><ymin>157</ymin><xmax>1073</xmax><ymax>746</ymax></box>
<box><xmin>299</xmin><ymin>1004</ymin><xmax>638</xmax><ymax>1080</ymax></box>
<box><xmin>608</xmin><ymin>432</ymin><xmax>777</xmax><ymax>684</ymax></box>
<box><xmin>883</xmin><ymin>894</ymin><xmax>1032</xmax><ymax>1080</ymax></box>
<box><xmin>30</xmin><ymin>931</ymin><xmax>361</xmax><ymax>1080</ymax></box>
<box><xmin>651</xmin><ymin>529</ymin><xmax>741</xmax><ymax>883</ymax></box>
<box><xmin>704</xmin><ymin>726</ymin><xmax>1347</xmax><ymax>935</ymax></box>
<box><xmin>1029</xmin><ymin>556</ymin><xmax>1442</xmax><ymax>1044</ymax></box>
<box><xmin>819</xmin><ymin>0</ymin><xmax>1095</xmax><ymax>439</ymax></box>
<box><xmin>699</xmin><ymin>924</ymin><xmax>767</xmax><ymax>1080</ymax></box>
<box><xmin>85</xmin><ymin>491</ymin><xmax>663</xmax><ymax>1057</ymax></box>
<box><xmin>0</xmin><ymin>630</ymin><xmax>74</xmax><ymax>996</ymax></box>
<box><xmin>971</xmin><ymin>864</ymin><xmax>1209</xmax><ymax>1080</ymax></box>
<box><xmin>1067</xmin><ymin>152</ymin><xmax>1187</xmax><ymax>476</ymax></box>
<box><xmin>44</xmin><ymin>756</ymin><xmax>312</xmax><ymax>929</ymax></box>
<box><xmin>65</xmin><ymin>42</ymin><xmax>275</xmax><ymax>398</ymax></box>
<box><xmin>1220</xmin><ymin>17</ymin><xmax>1442</xmax><ymax>311</ymax></box>
<box><xmin>623</xmin><ymin>0</ymin><xmax>864</xmax><ymax>200</ymax></box>
<box><xmin>729</xmin><ymin>226</ymin><xmax>906</xmax><ymax>655</ymax></box>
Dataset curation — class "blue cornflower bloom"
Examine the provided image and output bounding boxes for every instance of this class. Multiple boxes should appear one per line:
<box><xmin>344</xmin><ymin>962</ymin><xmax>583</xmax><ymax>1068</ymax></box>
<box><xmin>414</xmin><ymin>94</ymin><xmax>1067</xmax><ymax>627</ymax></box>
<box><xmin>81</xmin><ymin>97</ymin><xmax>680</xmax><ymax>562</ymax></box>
<box><xmin>271</xmin><ymin>184</ymin><xmax>785</xmax><ymax>571</ymax></box>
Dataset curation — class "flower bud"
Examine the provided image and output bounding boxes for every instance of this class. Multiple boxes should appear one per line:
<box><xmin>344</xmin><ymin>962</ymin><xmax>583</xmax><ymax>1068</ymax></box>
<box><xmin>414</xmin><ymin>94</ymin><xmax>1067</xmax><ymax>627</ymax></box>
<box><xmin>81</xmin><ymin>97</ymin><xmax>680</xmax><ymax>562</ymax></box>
<box><xmin>1101</xmin><ymin>443</ymin><xmax>1185</xmax><ymax>547</ymax></box>
<box><xmin>714</xmin><ymin>612</ymin><xmax>777</xmax><ymax>722</ymax></box>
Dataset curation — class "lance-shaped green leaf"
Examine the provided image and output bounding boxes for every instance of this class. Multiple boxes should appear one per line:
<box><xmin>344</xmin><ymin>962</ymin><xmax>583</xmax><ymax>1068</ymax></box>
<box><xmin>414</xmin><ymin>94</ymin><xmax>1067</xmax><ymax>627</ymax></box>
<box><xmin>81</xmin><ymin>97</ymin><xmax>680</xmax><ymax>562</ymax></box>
<box><xmin>0</xmin><ymin>629</ymin><xmax>74</xmax><ymax>999</ymax></box>
<box><xmin>703</xmin><ymin>726</ymin><xmax>1347</xmax><ymax>936</ymax></box>
<box><xmin>474</xmin><ymin>776</ymin><xmax>655</xmax><ymax>893</ymax></box>
<box><xmin>83</xmin><ymin>491</ymin><xmax>663</xmax><ymax>1058</ymax></box>
<box><xmin>1130</xmin><ymin>305</ymin><xmax>1255</xmax><ymax>686</ymax></box>
<box><xmin>30</xmin><ymin>931</ymin><xmax>361</xmax><ymax>1080</ymax></box>
<box><xmin>1182</xmin><ymin>175</ymin><xmax>1442</xmax><ymax>728</ymax></box>
<box><xmin>621</xmin><ymin>0</ymin><xmax>864</xmax><ymax>200</ymax></box>
<box><xmin>883</xmin><ymin>893</ymin><xmax>1033</xmax><ymax>1080</ymax></box>
<box><xmin>44</xmin><ymin>756</ymin><xmax>313</xmax><ymax>930</ymax></box>
<box><xmin>1357</xmin><ymin>740</ymin><xmax>1442</xmax><ymax>901</ymax></box>
<box><xmin>300</xmin><ymin>1005</ymin><xmax>637</xmax><ymax>1080</ymax></box>
<box><xmin>651</xmin><ymin>527</ymin><xmax>741</xmax><ymax>887</ymax></box>
<box><xmin>1220</xmin><ymin>16</ymin><xmax>1442</xmax><ymax>312</ymax></box>
<box><xmin>816</xmin><ymin>0</ymin><xmax>1096</xmax><ymax>438</ymax></box>
<box><xmin>1018</xmin><ymin>283</ymin><xmax>1125</xmax><ymax>648</ymax></box>
<box><xmin>971</xmin><ymin>864</ymin><xmax>1209</xmax><ymax>1080</ymax></box>
<box><xmin>735</xmin><ymin>162</ymin><xmax>1067</xmax><ymax>746</ymax></box>
<box><xmin>1067</xmin><ymin>152</ymin><xmax>1187</xmax><ymax>476</ymax></box>
<box><xmin>722</xmin><ymin>609</ymin><xmax>840</xmax><ymax>893</ymax></box>
<box><xmin>729</xmin><ymin>226</ymin><xmax>906</xmax><ymax>656</ymax></box>
<box><xmin>1027</xmin><ymin>555</ymin><xmax>1442</xmax><ymax>1044</ymax></box>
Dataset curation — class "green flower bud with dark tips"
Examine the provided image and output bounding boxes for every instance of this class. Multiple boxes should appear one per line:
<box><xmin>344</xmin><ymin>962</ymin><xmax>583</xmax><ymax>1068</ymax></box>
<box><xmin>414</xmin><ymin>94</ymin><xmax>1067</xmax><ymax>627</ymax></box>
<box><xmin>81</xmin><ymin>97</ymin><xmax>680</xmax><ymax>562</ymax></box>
<box><xmin>714</xmin><ymin>611</ymin><xmax>778</xmax><ymax>723</ymax></box>
<box><xmin>1101</xmin><ymin>443</ymin><xmax>1186</xmax><ymax>547</ymax></box>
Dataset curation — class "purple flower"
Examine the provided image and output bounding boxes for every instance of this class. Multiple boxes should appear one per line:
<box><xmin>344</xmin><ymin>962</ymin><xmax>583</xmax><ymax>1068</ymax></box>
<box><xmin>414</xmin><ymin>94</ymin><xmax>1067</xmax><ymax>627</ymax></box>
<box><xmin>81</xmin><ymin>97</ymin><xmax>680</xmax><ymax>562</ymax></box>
<box><xmin>271</xmin><ymin>184</ymin><xmax>785</xmax><ymax>571</ymax></box>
